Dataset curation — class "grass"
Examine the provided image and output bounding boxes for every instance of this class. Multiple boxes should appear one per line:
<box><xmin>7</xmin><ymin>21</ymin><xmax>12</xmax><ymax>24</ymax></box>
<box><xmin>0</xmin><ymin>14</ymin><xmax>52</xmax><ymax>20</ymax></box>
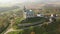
<box><xmin>21</xmin><ymin>17</ymin><xmax>46</xmax><ymax>23</ymax></box>
<box><xmin>15</xmin><ymin>17</ymin><xmax>47</xmax><ymax>29</ymax></box>
<box><xmin>7</xmin><ymin>31</ymin><xmax>20</xmax><ymax>34</ymax></box>
<box><xmin>7</xmin><ymin>17</ymin><xmax>60</xmax><ymax>34</ymax></box>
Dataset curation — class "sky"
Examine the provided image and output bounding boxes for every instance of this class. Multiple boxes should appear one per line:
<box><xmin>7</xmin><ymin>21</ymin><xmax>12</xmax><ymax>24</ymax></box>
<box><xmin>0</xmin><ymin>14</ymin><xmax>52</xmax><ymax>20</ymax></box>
<box><xmin>0</xmin><ymin>0</ymin><xmax>60</xmax><ymax>3</ymax></box>
<box><xmin>0</xmin><ymin>0</ymin><xmax>60</xmax><ymax>7</ymax></box>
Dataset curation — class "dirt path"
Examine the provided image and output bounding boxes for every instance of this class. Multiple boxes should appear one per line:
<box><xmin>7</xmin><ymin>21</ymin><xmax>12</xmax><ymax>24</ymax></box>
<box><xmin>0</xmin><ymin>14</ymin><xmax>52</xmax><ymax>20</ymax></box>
<box><xmin>4</xmin><ymin>28</ymin><xmax>20</xmax><ymax>34</ymax></box>
<box><xmin>4</xmin><ymin>20</ymin><xmax>19</xmax><ymax>34</ymax></box>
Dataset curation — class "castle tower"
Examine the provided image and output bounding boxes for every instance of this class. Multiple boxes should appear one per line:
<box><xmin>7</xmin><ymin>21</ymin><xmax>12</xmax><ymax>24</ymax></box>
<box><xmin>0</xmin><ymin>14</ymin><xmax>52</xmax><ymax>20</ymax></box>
<box><xmin>23</xmin><ymin>6</ymin><xmax>27</xmax><ymax>19</ymax></box>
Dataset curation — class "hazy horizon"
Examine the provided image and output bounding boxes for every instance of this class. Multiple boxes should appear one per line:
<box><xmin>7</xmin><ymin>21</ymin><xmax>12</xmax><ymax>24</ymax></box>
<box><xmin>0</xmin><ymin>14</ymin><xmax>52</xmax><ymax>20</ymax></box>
<box><xmin>0</xmin><ymin>0</ymin><xmax>60</xmax><ymax>7</ymax></box>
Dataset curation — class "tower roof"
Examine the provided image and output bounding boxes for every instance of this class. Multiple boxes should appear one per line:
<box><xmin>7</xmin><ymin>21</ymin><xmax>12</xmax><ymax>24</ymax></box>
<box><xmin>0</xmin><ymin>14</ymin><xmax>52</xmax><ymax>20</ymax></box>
<box><xmin>24</xmin><ymin>6</ymin><xmax>26</xmax><ymax>12</ymax></box>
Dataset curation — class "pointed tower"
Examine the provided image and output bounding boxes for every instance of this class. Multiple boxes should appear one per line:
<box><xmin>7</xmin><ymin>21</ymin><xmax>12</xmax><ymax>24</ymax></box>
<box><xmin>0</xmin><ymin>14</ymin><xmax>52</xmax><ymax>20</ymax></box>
<box><xmin>23</xmin><ymin>6</ymin><xmax>27</xmax><ymax>19</ymax></box>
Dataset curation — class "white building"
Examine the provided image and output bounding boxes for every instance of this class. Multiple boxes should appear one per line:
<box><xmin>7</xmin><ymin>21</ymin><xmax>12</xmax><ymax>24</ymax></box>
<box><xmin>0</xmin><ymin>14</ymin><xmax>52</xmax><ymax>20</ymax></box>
<box><xmin>37</xmin><ymin>13</ymin><xmax>44</xmax><ymax>17</ymax></box>
<box><xmin>50</xmin><ymin>14</ymin><xmax>57</xmax><ymax>17</ymax></box>
<box><xmin>51</xmin><ymin>14</ymin><xmax>54</xmax><ymax>17</ymax></box>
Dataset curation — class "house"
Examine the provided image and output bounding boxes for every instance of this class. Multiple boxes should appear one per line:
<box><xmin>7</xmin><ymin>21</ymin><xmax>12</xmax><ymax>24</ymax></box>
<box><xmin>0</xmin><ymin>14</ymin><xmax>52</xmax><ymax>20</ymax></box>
<box><xmin>50</xmin><ymin>14</ymin><xmax>57</xmax><ymax>18</ymax></box>
<box><xmin>36</xmin><ymin>13</ymin><xmax>44</xmax><ymax>17</ymax></box>
<box><xmin>49</xmin><ymin>14</ymin><xmax>57</xmax><ymax>23</ymax></box>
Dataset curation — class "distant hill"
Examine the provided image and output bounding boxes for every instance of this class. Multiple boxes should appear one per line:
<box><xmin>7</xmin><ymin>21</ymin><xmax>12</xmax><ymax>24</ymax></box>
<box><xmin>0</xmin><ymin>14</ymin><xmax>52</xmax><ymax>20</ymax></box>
<box><xmin>0</xmin><ymin>6</ymin><xmax>20</xmax><ymax>12</ymax></box>
<box><xmin>15</xmin><ymin>2</ymin><xmax>60</xmax><ymax>9</ymax></box>
<box><xmin>0</xmin><ymin>2</ymin><xmax>60</xmax><ymax>12</ymax></box>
